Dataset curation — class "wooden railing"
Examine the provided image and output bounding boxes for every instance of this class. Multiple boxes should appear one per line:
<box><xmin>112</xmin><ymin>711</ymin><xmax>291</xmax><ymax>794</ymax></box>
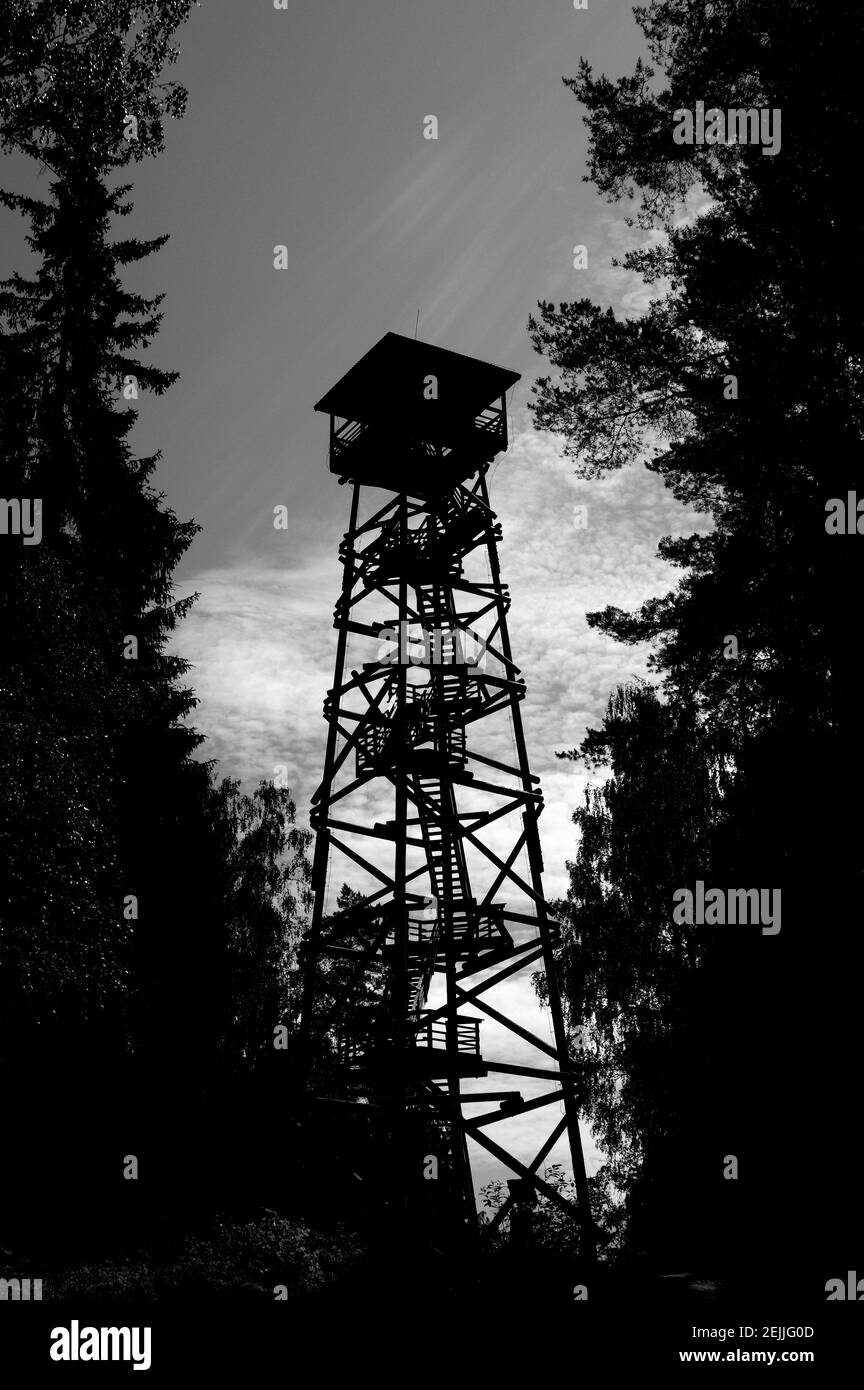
<box><xmin>329</xmin><ymin>405</ymin><xmax>505</xmax><ymax>465</ymax></box>
<box><xmin>413</xmin><ymin>1017</ymin><xmax>481</xmax><ymax>1054</ymax></box>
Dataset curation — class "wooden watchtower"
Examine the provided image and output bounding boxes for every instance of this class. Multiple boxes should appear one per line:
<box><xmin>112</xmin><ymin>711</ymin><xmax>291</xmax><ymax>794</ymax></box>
<box><xmin>300</xmin><ymin>332</ymin><xmax>594</xmax><ymax>1255</ymax></box>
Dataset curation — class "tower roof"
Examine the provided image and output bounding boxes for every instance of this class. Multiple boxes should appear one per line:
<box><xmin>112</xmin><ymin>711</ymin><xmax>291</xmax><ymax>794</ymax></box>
<box><xmin>314</xmin><ymin>333</ymin><xmax>520</xmax><ymax>422</ymax></box>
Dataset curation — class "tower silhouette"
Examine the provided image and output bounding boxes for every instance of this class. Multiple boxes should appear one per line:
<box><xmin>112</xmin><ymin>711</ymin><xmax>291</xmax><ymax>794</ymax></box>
<box><xmin>300</xmin><ymin>333</ymin><xmax>593</xmax><ymax>1258</ymax></box>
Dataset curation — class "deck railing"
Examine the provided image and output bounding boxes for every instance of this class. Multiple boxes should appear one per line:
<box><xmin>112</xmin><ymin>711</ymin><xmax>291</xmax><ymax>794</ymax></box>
<box><xmin>413</xmin><ymin>1016</ymin><xmax>481</xmax><ymax>1054</ymax></box>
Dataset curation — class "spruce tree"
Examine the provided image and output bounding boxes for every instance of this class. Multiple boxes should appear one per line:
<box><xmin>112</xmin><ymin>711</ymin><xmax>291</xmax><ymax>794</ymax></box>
<box><xmin>0</xmin><ymin>1</ymin><xmax>197</xmax><ymax>1062</ymax></box>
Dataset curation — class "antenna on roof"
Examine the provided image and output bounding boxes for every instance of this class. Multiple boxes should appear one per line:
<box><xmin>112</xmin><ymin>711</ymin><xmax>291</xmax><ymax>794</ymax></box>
<box><xmin>414</xmin><ymin>309</ymin><xmax>420</xmax><ymax>340</ymax></box>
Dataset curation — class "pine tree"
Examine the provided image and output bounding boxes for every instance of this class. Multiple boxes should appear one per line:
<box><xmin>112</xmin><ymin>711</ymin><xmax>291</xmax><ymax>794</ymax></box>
<box><xmin>530</xmin><ymin>0</ymin><xmax>864</xmax><ymax>1281</ymax></box>
<box><xmin>0</xmin><ymin>2</ymin><xmax>197</xmax><ymax>1065</ymax></box>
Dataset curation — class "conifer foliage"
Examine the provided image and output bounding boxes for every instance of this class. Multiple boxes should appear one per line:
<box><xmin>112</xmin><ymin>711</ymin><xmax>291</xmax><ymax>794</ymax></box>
<box><xmin>0</xmin><ymin>1</ymin><xmax>198</xmax><ymax>1058</ymax></box>
<box><xmin>531</xmin><ymin>0</ymin><xmax>864</xmax><ymax>1279</ymax></box>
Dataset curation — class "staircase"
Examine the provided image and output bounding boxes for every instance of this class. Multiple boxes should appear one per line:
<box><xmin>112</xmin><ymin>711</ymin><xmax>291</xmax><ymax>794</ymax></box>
<box><xmin>339</xmin><ymin>484</ymin><xmax>513</xmax><ymax>1063</ymax></box>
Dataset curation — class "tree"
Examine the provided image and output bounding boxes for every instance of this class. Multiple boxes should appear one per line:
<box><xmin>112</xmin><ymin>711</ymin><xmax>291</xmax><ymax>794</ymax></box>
<box><xmin>529</xmin><ymin>0</ymin><xmax>862</xmax><ymax>744</ymax></box>
<box><xmin>0</xmin><ymin>0</ymin><xmax>213</xmax><ymax>1258</ymax></box>
<box><xmin>529</xmin><ymin>0</ymin><xmax>864</xmax><ymax>1282</ymax></box>
<box><xmin>0</xmin><ymin>0</ymin><xmax>197</xmax><ymax>1062</ymax></box>
<box><xmin>480</xmin><ymin>1165</ymin><xmax>588</xmax><ymax>1253</ymax></box>
<box><xmin>208</xmin><ymin>778</ymin><xmax>313</xmax><ymax>1071</ymax></box>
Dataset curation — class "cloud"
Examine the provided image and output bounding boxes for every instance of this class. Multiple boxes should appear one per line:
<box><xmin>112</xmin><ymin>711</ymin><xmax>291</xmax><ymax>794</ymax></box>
<box><xmin>175</xmin><ymin>551</ymin><xmax>338</xmax><ymax>797</ymax></box>
<box><xmin>488</xmin><ymin>414</ymin><xmax>711</xmax><ymax>895</ymax></box>
<box><xmin>174</xmin><ymin>414</ymin><xmax>711</xmax><ymax>1193</ymax></box>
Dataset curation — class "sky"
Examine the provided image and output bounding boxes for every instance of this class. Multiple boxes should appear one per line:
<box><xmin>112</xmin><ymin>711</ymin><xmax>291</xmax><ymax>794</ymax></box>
<box><xmin>1</xmin><ymin>0</ymin><xmax>712</xmax><ymax>1194</ymax></box>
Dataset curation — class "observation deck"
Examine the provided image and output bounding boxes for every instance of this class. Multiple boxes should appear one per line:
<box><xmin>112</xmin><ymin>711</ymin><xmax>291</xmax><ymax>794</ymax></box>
<box><xmin>314</xmin><ymin>333</ymin><xmax>520</xmax><ymax>495</ymax></box>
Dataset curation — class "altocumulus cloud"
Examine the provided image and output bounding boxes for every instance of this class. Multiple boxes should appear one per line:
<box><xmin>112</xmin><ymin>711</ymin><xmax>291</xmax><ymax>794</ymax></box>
<box><xmin>175</xmin><ymin>419</ymin><xmax>711</xmax><ymax>894</ymax></box>
<box><xmin>174</xmin><ymin>551</ymin><xmax>336</xmax><ymax>801</ymax></box>
<box><xmin>173</xmin><ymin>422</ymin><xmax>710</xmax><ymax>1190</ymax></box>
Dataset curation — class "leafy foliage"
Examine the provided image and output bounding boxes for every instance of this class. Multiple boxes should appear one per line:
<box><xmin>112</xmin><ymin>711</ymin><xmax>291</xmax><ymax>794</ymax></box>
<box><xmin>530</xmin><ymin>0</ymin><xmax>864</xmax><ymax>1274</ymax></box>
<box><xmin>42</xmin><ymin>1211</ymin><xmax>363</xmax><ymax>1300</ymax></box>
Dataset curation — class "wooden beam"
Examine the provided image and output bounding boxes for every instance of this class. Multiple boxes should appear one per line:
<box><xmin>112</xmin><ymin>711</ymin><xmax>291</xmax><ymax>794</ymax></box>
<box><xmin>467</xmin><ymin>1089</ymin><xmax>565</xmax><ymax>1129</ymax></box>
<box><xmin>485</xmin><ymin>1116</ymin><xmax>568</xmax><ymax>1235</ymax></box>
<box><xmin>327</xmin><ymin>833</ymin><xmax>394</xmax><ymax>887</ymax></box>
<box><xmin>483</xmin><ymin>1060</ymin><xmax>580</xmax><ymax>1082</ymax></box>
<box><xmin>420</xmin><ymin>944</ymin><xmax>545</xmax><ymax>1025</ymax></box>
<box><xmin>454</xmin><ymin>986</ymin><xmax>559</xmax><ymax>1061</ymax></box>
<box><xmin>463</xmin><ymin>1127</ymin><xmax>582</xmax><ymax>1224</ymax></box>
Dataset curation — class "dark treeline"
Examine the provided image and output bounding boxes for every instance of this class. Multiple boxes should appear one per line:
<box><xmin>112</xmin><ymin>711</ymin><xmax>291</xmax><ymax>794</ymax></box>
<box><xmin>0</xmin><ymin>2</ymin><xmax>334</xmax><ymax>1296</ymax></box>
<box><xmin>530</xmin><ymin>0</ymin><xmax>863</xmax><ymax>1295</ymax></box>
<box><xmin>0</xmin><ymin>5</ymin><xmax>435</xmax><ymax>1305</ymax></box>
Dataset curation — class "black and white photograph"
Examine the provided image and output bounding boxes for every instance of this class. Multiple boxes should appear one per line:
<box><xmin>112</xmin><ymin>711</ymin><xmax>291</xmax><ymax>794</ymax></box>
<box><xmin>1</xmin><ymin>0</ymin><xmax>861</xmax><ymax>1375</ymax></box>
